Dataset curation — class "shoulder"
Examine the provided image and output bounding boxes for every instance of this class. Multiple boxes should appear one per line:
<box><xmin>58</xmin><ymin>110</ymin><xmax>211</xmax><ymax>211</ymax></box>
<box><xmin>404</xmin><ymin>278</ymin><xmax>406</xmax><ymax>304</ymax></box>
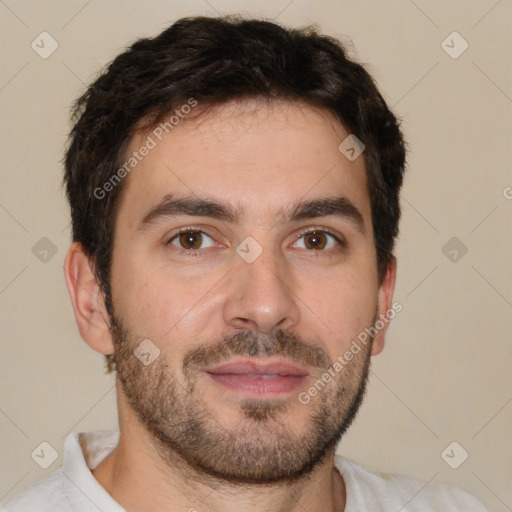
<box><xmin>334</xmin><ymin>455</ymin><xmax>488</xmax><ymax>511</ymax></box>
<box><xmin>1</xmin><ymin>469</ymin><xmax>71</xmax><ymax>511</ymax></box>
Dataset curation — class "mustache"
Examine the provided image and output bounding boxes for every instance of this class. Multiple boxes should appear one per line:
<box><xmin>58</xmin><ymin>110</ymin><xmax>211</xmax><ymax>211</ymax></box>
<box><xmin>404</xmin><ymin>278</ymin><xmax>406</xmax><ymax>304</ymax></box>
<box><xmin>182</xmin><ymin>329</ymin><xmax>332</xmax><ymax>374</ymax></box>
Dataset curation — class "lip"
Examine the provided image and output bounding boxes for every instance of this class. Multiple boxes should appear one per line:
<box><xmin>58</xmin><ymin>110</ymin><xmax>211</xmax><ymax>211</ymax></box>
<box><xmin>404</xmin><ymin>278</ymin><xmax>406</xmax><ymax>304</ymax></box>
<box><xmin>203</xmin><ymin>358</ymin><xmax>310</xmax><ymax>396</ymax></box>
<box><xmin>204</xmin><ymin>358</ymin><xmax>310</xmax><ymax>377</ymax></box>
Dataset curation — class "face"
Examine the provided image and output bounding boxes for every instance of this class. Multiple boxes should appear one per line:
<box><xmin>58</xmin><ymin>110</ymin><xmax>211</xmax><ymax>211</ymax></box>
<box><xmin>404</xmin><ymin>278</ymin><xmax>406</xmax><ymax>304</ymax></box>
<box><xmin>107</xmin><ymin>99</ymin><xmax>393</xmax><ymax>484</ymax></box>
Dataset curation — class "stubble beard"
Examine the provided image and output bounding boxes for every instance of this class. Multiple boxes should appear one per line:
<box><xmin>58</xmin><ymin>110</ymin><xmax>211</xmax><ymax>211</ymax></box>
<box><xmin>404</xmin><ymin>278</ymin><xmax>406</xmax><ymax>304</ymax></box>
<box><xmin>110</xmin><ymin>313</ymin><xmax>374</xmax><ymax>486</ymax></box>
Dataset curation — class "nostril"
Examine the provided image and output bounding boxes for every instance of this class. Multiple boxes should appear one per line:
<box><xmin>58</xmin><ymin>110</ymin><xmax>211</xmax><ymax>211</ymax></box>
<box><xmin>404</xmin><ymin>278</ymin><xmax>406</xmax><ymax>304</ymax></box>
<box><xmin>231</xmin><ymin>317</ymin><xmax>257</xmax><ymax>330</ymax></box>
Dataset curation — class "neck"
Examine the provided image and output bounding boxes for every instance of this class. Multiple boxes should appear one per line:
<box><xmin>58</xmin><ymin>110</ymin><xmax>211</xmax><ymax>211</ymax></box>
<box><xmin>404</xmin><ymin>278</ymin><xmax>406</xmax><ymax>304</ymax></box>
<box><xmin>92</xmin><ymin>419</ymin><xmax>346</xmax><ymax>512</ymax></box>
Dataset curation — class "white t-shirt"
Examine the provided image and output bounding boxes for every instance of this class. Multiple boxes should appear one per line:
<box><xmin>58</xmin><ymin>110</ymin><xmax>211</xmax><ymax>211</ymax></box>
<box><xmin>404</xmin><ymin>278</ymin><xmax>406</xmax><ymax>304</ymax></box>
<box><xmin>2</xmin><ymin>431</ymin><xmax>488</xmax><ymax>511</ymax></box>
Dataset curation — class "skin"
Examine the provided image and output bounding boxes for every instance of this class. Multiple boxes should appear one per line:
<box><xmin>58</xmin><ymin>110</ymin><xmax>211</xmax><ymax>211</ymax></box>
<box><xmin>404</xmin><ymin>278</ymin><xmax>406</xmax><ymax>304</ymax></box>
<box><xmin>64</xmin><ymin>98</ymin><xmax>396</xmax><ymax>512</ymax></box>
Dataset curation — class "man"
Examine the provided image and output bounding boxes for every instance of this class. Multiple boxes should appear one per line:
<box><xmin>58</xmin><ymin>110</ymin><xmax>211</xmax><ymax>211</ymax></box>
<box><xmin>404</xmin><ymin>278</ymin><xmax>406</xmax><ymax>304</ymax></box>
<box><xmin>3</xmin><ymin>15</ymin><xmax>487</xmax><ymax>511</ymax></box>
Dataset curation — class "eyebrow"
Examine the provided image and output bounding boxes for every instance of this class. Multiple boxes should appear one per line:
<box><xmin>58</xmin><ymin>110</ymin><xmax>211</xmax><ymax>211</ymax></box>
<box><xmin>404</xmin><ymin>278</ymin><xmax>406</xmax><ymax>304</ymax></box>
<box><xmin>137</xmin><ymin>194</ymin><xmax>366</xmax><ymax>234</ymax></box>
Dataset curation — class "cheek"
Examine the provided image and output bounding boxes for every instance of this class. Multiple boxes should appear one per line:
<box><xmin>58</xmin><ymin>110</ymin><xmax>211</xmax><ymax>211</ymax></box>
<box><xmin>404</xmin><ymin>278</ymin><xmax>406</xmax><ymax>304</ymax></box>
<box><xmin>300</xmin><ymin>270</ymin><xmax>377</xmax><ymax>354</ymax></box>
<box><xmin>131</xmin><ymin>278</ymin><xmax>184</xmax><ymax>334</ymax></box>
<box><xmin>122</xmin><ymin>269</ymin><xmax>222</xmax><ymax>344</ymax></box>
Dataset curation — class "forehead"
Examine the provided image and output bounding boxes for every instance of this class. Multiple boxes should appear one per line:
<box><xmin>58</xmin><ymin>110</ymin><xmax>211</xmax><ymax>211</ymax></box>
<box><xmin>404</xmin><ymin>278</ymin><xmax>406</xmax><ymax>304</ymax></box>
<box><xmin>117</xmin><ymin>99</ymin><xmax>370</xmax><ymax>228</ymax></box>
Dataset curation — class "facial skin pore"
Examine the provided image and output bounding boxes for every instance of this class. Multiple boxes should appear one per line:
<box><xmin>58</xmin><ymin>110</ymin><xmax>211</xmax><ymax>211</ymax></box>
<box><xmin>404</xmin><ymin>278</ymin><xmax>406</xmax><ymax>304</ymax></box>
<box><xmin>64</xmin><ymin>98</ymin><xmax>396</xmax><ymax>512</ymax></box>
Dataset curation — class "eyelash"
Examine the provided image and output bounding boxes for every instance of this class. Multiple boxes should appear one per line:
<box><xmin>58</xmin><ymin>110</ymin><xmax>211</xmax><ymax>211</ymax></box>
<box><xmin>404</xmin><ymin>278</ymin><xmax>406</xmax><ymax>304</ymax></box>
<box><xmin>167</xmin><ymin>226</ymin><xmax>346</xmax><ymax>258</ymax></box>
<box><xmin>167</xmin><ymin>226</ymin><xmax>214</xmax><ymax>258</ymax></box>
<box><xmin>295</xmin><ymin>227</ymin><xmax>346</xmax><ymax>255</ymax></box>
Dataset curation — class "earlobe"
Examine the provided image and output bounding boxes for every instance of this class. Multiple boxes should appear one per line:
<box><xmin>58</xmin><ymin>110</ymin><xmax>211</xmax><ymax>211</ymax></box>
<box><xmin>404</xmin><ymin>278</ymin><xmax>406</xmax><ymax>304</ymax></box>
<box><xmin>63</xmin><ymin>242</ymin><xmax>114</xmax><ymax>356</ymax></box>
<box><xmin>371</xmin><ymin>257</ymin><xmax>397</xmax><ymax>356</ymax></box>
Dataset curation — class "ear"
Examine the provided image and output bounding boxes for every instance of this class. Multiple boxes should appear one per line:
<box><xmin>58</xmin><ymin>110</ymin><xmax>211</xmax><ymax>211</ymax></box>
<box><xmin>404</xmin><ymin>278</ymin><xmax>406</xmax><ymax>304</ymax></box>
<box><xmin>63</xmin><ymin>242</ymin><xmax>114</xmax><ymax>356</ymax></box>
<box><xmin>371</xmin><ymin>257</ymin><xmax>397</xmax><ymax>356</ymax></box>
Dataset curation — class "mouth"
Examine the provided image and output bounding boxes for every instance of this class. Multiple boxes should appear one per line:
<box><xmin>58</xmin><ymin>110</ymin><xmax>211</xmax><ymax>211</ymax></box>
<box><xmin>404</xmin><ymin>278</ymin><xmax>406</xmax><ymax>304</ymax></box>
<box><xmin>203</xmin><ymin>359</ymin><xmax>310</xmax><ymax>396</ymax></box>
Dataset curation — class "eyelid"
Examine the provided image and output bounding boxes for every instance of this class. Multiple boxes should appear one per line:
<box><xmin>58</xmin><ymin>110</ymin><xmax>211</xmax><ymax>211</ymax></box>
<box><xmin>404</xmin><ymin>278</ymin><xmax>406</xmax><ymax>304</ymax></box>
<box><xmin>166</xmin><ymin>227</ymin><xmax>220</xmax><ymax>258</ymax></box>
<box><xmin>294</xmin><ymin>226</ymin><xmax>346</xmax><ymax>245</ymax></box>
<box><xmin>165</xmin><ymin>225</ymin><xmax>346</xmax><ymax>255</ymax></box>
<box><xmin>166</xmin><ymin>225</ymin><xmax>219</xmax><ymax>243</ymax></box>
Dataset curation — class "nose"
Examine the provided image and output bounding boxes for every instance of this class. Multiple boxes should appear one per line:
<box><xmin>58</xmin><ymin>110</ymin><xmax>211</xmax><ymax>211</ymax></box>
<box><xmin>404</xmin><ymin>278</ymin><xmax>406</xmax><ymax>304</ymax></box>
<box><xmin>222</xmin><ymin>240</ymin><xmax>300</xmax><ymax>334</ymax></box>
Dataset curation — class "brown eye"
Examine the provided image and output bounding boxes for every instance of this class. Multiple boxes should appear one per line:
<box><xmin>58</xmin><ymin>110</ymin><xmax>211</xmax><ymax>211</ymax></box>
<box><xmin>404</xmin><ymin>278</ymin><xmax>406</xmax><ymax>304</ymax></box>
<box><xmin>169</xmin><ymin>230</ymin><xmax>215</xmax><ymax>251</ymax></box>
<box><xmin>179</xmin><ymin>231</ymin><xmax>203</xmax><ymax>249</ymax></box>
<box><xmin>293</xmin><ymin>230</ymin><xmax>343</xmax><ymax>252</ymax></box>
<box><xmin>303</xmin><ymin>231</ymin><xmax>328</xmax><ymax>250</ymax></box>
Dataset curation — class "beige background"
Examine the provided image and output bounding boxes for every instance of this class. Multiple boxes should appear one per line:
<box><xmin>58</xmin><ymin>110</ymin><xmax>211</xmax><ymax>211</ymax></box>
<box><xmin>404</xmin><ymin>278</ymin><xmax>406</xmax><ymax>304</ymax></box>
<box><xmin>1</xmin><ymin>0</ymin><xmax>511</xmax><ymax>509</ymax></box>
